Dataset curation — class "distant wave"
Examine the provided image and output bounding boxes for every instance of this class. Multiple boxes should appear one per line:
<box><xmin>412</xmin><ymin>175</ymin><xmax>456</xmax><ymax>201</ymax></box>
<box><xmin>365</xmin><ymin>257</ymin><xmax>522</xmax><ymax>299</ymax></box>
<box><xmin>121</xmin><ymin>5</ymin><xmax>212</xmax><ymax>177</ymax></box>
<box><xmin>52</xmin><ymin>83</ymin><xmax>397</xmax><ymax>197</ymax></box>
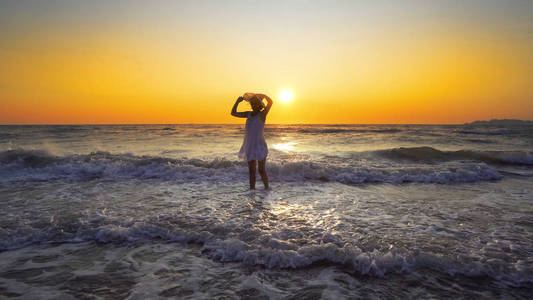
<box><xmin>0</xmin><ymin>133</ymin><xmax>17</xmax><ymax>139</ymax></box>
<box><xmin>455</xmin><ymin>129</ymin><xmax>509</xmax><ymax>135</ymax></box>
<box><xmin>0</xmin><ymin>211</ymin><xmax>530</xmax><ymax>286</ymax></box>
<box><xmin>465</xmin><ymin>138</ymin><xmax>495</xmax><ymax>144</ymax></box>
<box><xmin>0</xmin><ymin>149</ymin><xmax>503</xmax><ymax>184</ymax></box>
<box><xmin>374</xmin><ymin>146</ymin><xmax>533</xmax><ymax>165</ymax></box>
<box><xmin>298</xmin><ymin>128</ymin><xmax>402</xmax><ymax>134</ymax></box>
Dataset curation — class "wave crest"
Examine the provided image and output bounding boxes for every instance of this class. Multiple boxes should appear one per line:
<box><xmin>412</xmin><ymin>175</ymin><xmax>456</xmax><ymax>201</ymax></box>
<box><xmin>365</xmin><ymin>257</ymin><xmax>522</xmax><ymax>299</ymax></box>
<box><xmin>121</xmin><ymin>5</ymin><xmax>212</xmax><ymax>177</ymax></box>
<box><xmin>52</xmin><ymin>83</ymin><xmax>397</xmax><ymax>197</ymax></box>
<box><xmin>1</xmin><ymin>213</ymin><xmax>531</xmax><ymax>286</ymax></box>
<box><xmin>0</xmin><ymin>149</ymin><xmax>504</xmax><ymax>184</ymax></box>
<box><xmin>376</xmin><ymin>146</ymin><xmax>533</xmax><ymax>165</ymax></box>
<box><xmin>455</xmin><ymin>129</ymin><xmax>510</xmax><ymax>135</ymax></box>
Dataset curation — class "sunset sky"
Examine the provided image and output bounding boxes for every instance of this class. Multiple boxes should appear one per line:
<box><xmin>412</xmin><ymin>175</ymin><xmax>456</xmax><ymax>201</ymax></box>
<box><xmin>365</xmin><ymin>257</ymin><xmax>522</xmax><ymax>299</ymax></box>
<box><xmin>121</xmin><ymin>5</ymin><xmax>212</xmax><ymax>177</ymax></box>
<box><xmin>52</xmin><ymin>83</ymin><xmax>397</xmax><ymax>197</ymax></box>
<box><xmin>1</xmin><ymin>0</ymin><xmax>532</xmax><ymax>124</ymax></box>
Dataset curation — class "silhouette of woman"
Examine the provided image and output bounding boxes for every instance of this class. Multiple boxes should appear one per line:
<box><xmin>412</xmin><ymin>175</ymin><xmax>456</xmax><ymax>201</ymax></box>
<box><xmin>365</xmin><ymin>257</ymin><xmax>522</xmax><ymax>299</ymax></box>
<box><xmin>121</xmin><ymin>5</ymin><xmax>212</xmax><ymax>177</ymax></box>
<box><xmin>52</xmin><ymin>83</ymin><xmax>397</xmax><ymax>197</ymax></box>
<box><xmin>231</xmin><ymin>93</ymin><xmax>273</xmax><ymax>189</ymax></box>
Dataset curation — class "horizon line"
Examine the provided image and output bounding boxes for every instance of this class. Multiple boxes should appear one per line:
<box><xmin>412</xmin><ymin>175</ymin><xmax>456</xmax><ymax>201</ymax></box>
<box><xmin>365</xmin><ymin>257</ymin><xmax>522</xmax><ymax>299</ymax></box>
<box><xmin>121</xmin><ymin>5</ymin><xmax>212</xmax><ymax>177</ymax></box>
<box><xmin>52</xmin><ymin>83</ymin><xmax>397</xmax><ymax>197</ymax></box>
<box><xmin>2</xmin><ymin>121</ymin><xmax>528</xmax><ymax>126</ymax></box>
<box><xmin>0</xmin><ymin>122</ymin><xmax>472</xmax><ymax>126</ymax></box>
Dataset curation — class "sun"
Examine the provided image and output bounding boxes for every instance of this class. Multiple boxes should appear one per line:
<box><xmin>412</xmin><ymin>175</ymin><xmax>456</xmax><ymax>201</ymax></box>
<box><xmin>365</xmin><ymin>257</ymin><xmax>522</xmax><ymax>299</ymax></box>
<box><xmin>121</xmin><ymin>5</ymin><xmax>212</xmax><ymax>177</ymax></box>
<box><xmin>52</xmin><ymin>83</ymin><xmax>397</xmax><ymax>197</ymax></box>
<box><xmin>279</xmin><ymin>90</ymin><xmax>293</xmax><ymax>103</ymax></box>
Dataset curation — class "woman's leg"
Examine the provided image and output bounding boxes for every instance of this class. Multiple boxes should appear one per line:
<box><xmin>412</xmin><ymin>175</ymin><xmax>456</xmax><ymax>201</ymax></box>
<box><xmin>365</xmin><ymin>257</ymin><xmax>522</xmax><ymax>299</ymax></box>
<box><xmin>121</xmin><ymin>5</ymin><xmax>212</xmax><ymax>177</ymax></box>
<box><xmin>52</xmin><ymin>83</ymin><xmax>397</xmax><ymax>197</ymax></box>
<box><xmin>258</xmin><ymin>158</ymin><xmax>269</xmax><ymax>189</ymax></box>
<box><xmin>248</xmin><ymin>160</ymin><xmax>257</xmax><ymax>189</ymax></box>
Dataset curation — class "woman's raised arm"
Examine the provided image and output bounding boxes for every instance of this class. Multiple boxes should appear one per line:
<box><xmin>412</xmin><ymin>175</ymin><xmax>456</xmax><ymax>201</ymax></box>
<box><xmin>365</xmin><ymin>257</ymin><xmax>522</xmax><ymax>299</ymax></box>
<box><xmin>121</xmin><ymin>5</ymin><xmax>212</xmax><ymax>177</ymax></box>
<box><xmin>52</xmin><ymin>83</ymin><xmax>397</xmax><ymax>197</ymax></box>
<box><xmin>231</xmin><ymin>96</ymin><xmax>248</xmax><ymax>118</ymax></box>
<box><xmin>257</xmin><ymin>94</ymin><xmax>273</xmax><ymax>116</ymax></box>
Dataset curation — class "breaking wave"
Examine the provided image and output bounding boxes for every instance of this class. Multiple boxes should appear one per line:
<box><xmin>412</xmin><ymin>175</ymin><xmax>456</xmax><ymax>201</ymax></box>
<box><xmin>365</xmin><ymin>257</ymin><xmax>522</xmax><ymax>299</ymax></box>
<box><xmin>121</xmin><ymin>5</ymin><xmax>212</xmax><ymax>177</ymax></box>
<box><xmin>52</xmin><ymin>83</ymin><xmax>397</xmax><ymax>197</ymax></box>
<box><xmin>376</xmin><ymin>146</ymin><xmax>533</xmax><ymax>165</ymax></box>
<box><xmin>0</xmin><ymin>149</ymin><xmax>505</xmax><ymax>184</ymax></box>
<box><xmin>0</xmin><ymin>212</ymin><xmax>531</xmax><ymax>287</ymax></box>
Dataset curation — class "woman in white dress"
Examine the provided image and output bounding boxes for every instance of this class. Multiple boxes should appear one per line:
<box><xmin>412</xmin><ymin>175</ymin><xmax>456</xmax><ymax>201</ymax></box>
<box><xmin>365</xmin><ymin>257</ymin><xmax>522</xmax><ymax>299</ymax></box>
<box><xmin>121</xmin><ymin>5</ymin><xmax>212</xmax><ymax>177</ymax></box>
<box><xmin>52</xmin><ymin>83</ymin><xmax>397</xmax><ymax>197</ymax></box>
<box><xmin>231</xmin><ymin>93</ymin><xmax>273</xmax><ymax>189</ymax></box>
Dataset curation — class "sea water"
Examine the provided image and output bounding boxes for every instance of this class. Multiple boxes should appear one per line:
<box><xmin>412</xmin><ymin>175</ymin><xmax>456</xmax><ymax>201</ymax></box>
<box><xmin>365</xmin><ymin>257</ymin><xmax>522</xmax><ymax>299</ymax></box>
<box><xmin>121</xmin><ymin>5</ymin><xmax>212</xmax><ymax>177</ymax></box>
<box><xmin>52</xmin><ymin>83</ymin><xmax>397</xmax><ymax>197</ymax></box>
<box><xmin>0</xmin><ymin>124</ymin><xmax>532</xmax><ymax>299</ymax></box>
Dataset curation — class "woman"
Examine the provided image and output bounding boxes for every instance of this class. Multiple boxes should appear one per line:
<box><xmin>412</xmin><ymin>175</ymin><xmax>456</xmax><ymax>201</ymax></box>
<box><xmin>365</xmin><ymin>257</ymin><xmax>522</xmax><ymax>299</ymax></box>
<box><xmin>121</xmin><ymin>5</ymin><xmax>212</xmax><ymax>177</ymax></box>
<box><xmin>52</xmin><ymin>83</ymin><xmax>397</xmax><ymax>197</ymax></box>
<box><xmin>231</xmin><ymin>93</ymin><xmax>273</xmax><ymax>189</ymax></box>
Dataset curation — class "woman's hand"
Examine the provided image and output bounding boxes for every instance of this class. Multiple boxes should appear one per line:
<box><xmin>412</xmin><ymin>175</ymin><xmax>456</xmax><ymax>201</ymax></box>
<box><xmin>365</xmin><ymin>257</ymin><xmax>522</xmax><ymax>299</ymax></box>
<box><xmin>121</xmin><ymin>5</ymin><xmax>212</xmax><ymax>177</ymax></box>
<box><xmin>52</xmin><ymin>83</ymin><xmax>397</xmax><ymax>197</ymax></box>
<box><xmin>259</xmin><ymin>93</ymin><xmax>273</xmax><ymax>119</ymax></box>
<box><xmin>256</xmin><ymin>94</ymin><xmax>272</xmax><ymax>103</ymax></box>
<box><xmin>231</xmin><ymin>96</ymin><xmax>248</xmax><ymax>118</ymax></box>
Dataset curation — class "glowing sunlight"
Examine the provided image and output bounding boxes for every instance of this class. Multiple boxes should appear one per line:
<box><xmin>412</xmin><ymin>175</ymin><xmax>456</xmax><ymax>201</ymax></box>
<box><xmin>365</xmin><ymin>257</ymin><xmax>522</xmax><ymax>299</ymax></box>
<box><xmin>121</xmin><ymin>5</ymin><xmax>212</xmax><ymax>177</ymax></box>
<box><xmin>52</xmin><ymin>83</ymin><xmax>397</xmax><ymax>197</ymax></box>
<box><xmin>273</xmin><ymin>141</ymin><xmax>297</xmax><ymax>152</ymax></box>
<box><xmin>279</xmin><ymin>90</ymin><xmax>293</xmax><ymax>103</ymax></box>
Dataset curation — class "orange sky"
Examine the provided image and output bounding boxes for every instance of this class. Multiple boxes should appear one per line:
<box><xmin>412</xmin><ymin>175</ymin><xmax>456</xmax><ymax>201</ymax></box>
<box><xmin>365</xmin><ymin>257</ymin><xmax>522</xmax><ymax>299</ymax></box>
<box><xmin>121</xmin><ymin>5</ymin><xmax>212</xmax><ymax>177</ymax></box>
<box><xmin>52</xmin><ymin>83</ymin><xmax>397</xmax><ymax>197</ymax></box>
<box><xmin>1</xmin><ymin>1</ymin><xmax>532</xmax><ymax>124</ymax></box>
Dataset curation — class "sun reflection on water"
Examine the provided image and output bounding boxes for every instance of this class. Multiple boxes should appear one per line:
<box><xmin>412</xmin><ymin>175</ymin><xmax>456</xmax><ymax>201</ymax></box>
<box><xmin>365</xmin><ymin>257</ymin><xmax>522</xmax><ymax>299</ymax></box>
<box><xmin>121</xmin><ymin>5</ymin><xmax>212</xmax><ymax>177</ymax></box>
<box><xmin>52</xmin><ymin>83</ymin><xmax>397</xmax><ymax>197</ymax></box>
<box><xmin>269</xmin><ymin>200</ymin><xmax>341</xmax><ymax>232</ymax></box>
<box><xmin>273</xmin><ymin>141</ymin><xmax>297</xmax><ymax>152</ymax></box>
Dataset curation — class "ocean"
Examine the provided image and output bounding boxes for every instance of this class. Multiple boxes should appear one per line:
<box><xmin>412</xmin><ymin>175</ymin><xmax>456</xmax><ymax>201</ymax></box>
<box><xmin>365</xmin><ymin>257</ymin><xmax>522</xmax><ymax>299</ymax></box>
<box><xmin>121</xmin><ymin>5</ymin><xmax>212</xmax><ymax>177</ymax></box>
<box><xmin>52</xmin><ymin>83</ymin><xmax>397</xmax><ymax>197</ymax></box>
<box><xmin>0</xmin><ymin>123</ymin><xmax>532</xmax><ymax>299</ymax></box>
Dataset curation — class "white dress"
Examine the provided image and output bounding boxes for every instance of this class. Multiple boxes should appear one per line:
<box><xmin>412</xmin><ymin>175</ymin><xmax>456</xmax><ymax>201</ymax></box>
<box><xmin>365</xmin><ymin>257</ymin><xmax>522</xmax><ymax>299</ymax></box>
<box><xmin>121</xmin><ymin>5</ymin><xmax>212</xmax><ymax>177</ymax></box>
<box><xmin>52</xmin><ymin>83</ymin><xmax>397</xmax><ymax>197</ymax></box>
<box><xmin>239</xmin><ymin>112</ymin><xmax>268</xmax><ymax>161</ymax></box>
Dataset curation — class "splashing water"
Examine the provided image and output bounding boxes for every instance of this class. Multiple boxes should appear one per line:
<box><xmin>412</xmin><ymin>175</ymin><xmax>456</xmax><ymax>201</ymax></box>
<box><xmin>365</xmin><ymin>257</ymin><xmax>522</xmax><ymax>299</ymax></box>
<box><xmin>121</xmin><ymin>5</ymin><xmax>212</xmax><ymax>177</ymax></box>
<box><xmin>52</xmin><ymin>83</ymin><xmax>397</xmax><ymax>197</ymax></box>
<box><xmin>1</xmin><ymin>124</ymin><xmax>532</xmax><ymax>298</ymax></box>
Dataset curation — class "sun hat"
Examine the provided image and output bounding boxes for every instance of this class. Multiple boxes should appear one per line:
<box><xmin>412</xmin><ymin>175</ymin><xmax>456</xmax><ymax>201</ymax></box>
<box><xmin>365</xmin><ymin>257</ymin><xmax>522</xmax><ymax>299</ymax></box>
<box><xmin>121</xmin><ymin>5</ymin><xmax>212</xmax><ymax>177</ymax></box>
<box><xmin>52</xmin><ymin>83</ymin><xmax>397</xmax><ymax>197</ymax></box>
<box><xmin>242</xmin><ymin>93</ymin><xmax>257</xmax><ymax>102</ymax></box>
<box><xmin>242</xmin><ymin>93</ymin><xmax>264</xmax><ymax>109</ymax></box>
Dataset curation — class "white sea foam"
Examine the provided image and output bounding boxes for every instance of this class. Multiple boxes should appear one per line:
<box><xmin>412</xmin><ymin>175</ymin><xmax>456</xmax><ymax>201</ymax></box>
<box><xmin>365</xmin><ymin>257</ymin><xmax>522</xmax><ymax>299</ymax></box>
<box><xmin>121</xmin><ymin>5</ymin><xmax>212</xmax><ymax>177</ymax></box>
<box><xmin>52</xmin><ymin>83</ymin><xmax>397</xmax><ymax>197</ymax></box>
<box><xmin>1</xmin><ymin>211</ymin><xmax>531</xmax><ymax>287</ymax></box>
<box><xmin>0</xmin><ymin>149</ymin><xmax>507</xmax><ymax>184</ymax></box>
